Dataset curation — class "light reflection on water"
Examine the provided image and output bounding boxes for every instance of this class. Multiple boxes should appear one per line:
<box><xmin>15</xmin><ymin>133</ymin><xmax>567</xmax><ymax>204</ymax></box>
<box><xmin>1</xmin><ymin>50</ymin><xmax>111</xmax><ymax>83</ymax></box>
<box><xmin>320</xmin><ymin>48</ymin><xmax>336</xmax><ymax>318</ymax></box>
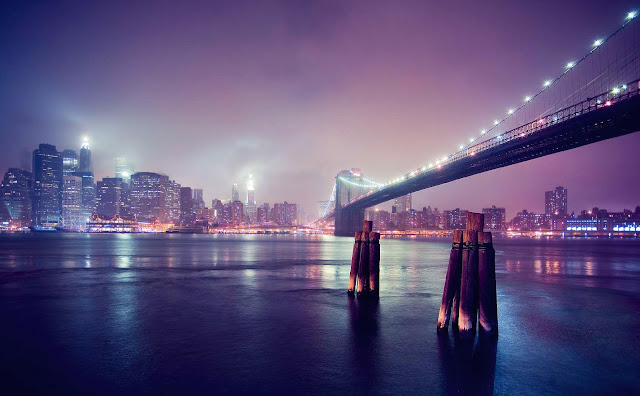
<box><xmin>0</xmin><ymin>233</ymin><xmax>638</xmax><ymax>394</ymax></box>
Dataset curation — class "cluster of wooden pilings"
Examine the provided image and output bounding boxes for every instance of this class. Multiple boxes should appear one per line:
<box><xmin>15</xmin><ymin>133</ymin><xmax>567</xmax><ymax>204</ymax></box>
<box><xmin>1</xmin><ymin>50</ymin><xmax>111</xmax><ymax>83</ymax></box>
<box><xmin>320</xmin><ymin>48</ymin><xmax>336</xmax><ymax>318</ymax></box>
<box><xmin>348</xmin><ymin>220</ymin><xmax>381</xmax><ymax>297</ymax></box>
<box><xmin>437</xmin><ymin>213</ymin><xmax>498</xmax><ymax>338</ymax></box>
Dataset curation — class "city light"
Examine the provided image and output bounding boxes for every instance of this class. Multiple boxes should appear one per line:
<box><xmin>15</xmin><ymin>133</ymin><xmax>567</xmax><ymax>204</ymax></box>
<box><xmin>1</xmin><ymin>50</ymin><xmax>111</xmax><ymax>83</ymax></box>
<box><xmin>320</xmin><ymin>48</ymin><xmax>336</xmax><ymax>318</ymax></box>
<box><xmin>507</xmin><ymin>109</ymin><xmax>515</xmax><ymax>115</ymax></box>
<box><xmin>543</xmin><ymin>80</ymin><xmax>552</xmax><ymax>87</ymax></box>
<box><xmin>566</xmin><ymin>61</ymin><xmax>575</xmax><ymax>69</ymax></box>
<box><xmin>524</xmin><ymin>96</ymin><xmax>531</xmax><ymax>102</ymax></box>
<box><xmin>593</xmin><ymin>39</ymin><xmax>603</xmax><ymax>47</ymax></box>
<box><xmin>481</xmin><ymin>129</ymin><xmax>487</xmax><ymax>135</ymax></box>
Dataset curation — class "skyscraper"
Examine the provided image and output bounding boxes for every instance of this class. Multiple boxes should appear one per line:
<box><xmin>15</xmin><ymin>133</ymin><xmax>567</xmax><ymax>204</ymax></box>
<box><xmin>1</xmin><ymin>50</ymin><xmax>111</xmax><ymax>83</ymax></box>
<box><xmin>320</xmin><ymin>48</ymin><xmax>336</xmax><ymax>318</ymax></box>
<box><xmin>79</xmin><ymin>136</ymin><xmax>92</xmax><ymax>172</ymax></box>
<box><xmin>0</xmin><ymin>168</ymin><xmax>32</xmax><ymax>226</ymax></box>
<box><xmin>193</xmin><ymin>188</ymin><xmax>205</xmax><ymax>210</ymax></box>
<box><xmin>180</xmin><ymin>187</ymin><xmax>195</xmax><ymax>225</ymax></box>
<box><xmin>130</xmin><ymin>172</ymin><xmax>169</xmax><ymax>222</ymax></box>
<box><xmin>96</xmin><ymin>177</ymin><xmax>123</xmax><ymax>218</ymax></box>
<box><xmin>62</xmin><ymin>149</ymin><xmax>79</xmax><ymax>176</ymax></box>
<box><xmin>72</xmin><ymin>171</ymin><xmax>95</xmax><ymax>227</ymax></box>
<box><xmin>166</xmin><ymin>180</ymin><xmax>181</xmax><ymax>224</ymax></box>
<box><xmin>245</xmin><ymin>175</ymin><xmax>256</xmax><ymax>223</ymax></box>
<box><xmin>32</xmin><ymin>144</ymin><xmax>63</xmax><ymax>226</ymax></box>
<box><xmin>61</xmin><ymin>176</ymin><xmax>83</xmax><ymax>230</ymax></box>
<box><xmin>115</xmin><ymin>157</ymin><xmax>134</xmax><ymax>184</ymax></box>
<box><xmin>394</xmin><ymin>193</ymin><xmax>412</xmax><ymax>213</ymax></box>
<box><xmin>231</xmin><ymin>184</ymin><xmax>239</xmax><ymax>202</ymax></box>
<box><xmin>545</xmin><ymin>186</ymin><xmax>568</xmax><ymax>216</ymax></box>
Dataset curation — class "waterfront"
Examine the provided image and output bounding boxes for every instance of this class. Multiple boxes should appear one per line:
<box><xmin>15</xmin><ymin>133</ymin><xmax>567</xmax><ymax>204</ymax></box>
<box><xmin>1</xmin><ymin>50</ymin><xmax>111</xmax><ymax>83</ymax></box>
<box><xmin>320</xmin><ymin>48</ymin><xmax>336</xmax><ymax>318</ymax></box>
<box><xmin>1</xmin><ymin>234</ymin><xmax>639</xmax><ymax>394</ymax></box>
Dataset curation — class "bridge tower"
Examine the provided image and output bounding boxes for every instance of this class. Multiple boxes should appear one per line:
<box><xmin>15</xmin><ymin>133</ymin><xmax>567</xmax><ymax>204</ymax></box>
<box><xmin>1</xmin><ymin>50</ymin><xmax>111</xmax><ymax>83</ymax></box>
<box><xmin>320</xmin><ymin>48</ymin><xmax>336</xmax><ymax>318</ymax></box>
<box><xmin>334</xmin><ymin>169</ymin><xmax>367</xmax><ymax>236</ymax></box>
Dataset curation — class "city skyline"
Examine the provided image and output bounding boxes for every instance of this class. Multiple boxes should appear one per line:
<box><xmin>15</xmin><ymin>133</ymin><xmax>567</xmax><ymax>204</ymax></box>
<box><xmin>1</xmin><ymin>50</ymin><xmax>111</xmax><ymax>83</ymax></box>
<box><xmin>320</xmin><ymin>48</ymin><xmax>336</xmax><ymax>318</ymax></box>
<box><xmin>1</xmin><ymin>1</ymin><xmax>640</xmax><ymax>218</ymax></box>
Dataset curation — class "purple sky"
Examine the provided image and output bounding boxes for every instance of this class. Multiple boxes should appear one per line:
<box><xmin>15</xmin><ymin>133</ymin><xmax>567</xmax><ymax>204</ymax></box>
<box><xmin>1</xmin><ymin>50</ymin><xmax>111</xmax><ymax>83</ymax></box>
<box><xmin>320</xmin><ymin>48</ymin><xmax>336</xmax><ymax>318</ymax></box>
<box><xmin>1</xmin><ymin>0</ymin><xmax>639</xmax><ymax>219</ymax></box>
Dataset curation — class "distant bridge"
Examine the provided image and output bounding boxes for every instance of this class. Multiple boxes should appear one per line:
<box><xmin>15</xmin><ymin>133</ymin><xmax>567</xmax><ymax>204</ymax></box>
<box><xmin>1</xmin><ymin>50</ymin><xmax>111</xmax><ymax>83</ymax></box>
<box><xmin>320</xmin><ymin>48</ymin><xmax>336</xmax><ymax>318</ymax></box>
<box><xmin>316</xmin><ymin>12</ymin><xmax>640</xmax><ymax>235</ymax></box>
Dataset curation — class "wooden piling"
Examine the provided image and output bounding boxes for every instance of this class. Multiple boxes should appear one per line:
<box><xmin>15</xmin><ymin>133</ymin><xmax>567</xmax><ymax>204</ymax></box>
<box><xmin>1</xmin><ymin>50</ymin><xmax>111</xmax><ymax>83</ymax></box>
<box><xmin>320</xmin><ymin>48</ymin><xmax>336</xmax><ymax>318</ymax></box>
<box><xmin>437</xmin><ymin>230</ymin><xmax>463</xmax><ymax>332</ymax></box>
<box><xmin>478</xmin><ymin>231</ymin><xmax>498</xmax><ymax>336</ymax></box>
<box><xmin>458</xmin><ymin>230</ymin><xmax>478</xmax><ymax>338</ymax></box>
<box><xmin>368</xmin><ymin>232</ymin><xmax>381</xmax><ymax>296</ymax></box>
<box><xmin>348</xmin><ymin>231</ymin><xmax>362</xmax><ymax>294</ymax></box>
<box><xmin>466</xmin><ymin>212</ymin><xmax>485</xmax><ymax>231</ymax></box>
<box><xmin>362</xmin><ymin>220</ymin><xmax>373</xmax><ymax>233</ymax></box>
<box><xmin>357</xmin><ymin>231</ymin><xmax>370</xmax><ymax>295</ymax></box>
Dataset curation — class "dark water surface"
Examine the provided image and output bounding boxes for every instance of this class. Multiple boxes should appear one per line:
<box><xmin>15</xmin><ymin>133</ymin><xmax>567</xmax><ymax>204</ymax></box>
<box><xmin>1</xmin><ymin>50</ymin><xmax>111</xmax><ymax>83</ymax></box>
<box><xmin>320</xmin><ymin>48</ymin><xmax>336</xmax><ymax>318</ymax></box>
<box><xmin>1</xmin><ymin>234</ymin><xmax>639</xmax><ymax>395</ymax></box>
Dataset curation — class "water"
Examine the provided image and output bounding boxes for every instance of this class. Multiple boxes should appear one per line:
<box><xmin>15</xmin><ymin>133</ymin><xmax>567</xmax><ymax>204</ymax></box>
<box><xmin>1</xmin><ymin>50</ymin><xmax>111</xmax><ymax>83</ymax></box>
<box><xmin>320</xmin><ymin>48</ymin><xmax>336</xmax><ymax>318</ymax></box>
<box><xmin>0</xmin><ymin>234</ymin><xmax>639</xmax><ymax>395</ymax></box>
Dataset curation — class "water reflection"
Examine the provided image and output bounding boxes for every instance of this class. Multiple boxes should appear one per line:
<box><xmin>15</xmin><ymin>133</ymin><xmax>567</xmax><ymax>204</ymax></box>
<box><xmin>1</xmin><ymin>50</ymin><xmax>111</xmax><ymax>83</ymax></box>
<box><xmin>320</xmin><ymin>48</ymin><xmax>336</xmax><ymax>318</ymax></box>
<box><xmin>348</xmin><ymin>295</ymin><xmax>380</xmax><ymax>392</ymax></box>
<box><xmin>438</xmin><ymin>333</ymin><xmax>497</xmax><ymax>395</ymax></box>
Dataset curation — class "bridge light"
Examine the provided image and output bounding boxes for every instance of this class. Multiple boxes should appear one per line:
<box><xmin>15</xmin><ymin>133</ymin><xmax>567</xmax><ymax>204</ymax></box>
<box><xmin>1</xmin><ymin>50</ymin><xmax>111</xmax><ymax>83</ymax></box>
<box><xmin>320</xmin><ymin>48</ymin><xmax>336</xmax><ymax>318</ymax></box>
<box><xmin>566</xmin><ymin>61</ymin><xmax>575</xmax><ymax>69</ymax></box>
<box><xmin>422</xmin><ymin>166</ymin><xmax>427</xmax><ymax>171</ymax></box>
<box><xmin>481</xmin><ymin>129</ymin><xmax>487</xmax><ymax>135</ymax></box>
<box><xmin>543</xmin><ymin>80</ymin><xmax>552</xmax><ymax>87</ymax></box>
<box><xmin>612</xmin><ymin>87</ymin><xmax>620</xmax><ymax>94</ymax></box>
<box><xmin>507</xmin><ymin>109</ymin><xmax>515</xmax><ymax>115</ymax></box>
<box><xmin>628</xmin><ymin>11</ymin><xmax>637</xmax><ymax>20</ymax></box>
<box><xmin>622</xmin><ymin>84</ymin><xmax>627</xmax><ymax>90</ymax></box>
<box><xmin>493</xmin><ymin>119</ymin><xmax>499</xmax><ymax>125</ymax></box>
<box><xmin>428</xmin><ymin>163</ymin><xmax>434</xmax><ymax>168</ymax></box>
<box><xmin>469</xmin><ymin>138</ymin><xmax>475</xmax><ymax>143</ymax></box>
<box><xmin>593</xmin><ymin>39</ymin><xmax>603</xmax><ymax>47</ymax></box>
<box><xmin>459</xmin><ymin>145</ymin><xmax>464</xmax><ymax>150</ymax></box>
<box><xmin>524</xmin><ymin>96</ymin><xmax>531</xmax><ymax>102</ymax></box>
<box><xmin>497</xmin><ymin>135</ymin><xmax>503</xmax><ymax>140</ymax></box>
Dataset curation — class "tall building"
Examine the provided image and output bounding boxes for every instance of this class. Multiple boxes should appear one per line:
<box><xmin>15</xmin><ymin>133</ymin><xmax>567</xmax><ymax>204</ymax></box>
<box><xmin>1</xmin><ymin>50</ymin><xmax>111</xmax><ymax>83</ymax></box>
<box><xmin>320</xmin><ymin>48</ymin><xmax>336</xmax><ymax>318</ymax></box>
<box><xmin>115</xmin><ymin>157</ymin><xmax>134</xmax><ymax>184</ymax></box>
<box><xmin>79</xmin><ymin>136</ymin><xmax>92</xmax><ymax>172</ymax></box>
<box><xmin>211</xmin><ymin>199</ymin><xmax>224</xmax><ymax>222</ymax></box>
<box><xmin>166</xmin><ymin>180</ymin><xmax>181</xmax><ymax>224</ymax></box>
<box><xmin>130</xmin><ymin>172</ymin><xmax>169</xmax><ymax>222</ymax></box>
<box><xmin>272</xmin><ymin>202</ymin><xmax>297</xmax><ymax>225</ymax></box>
<box><xmin>245</xmin><ymin>175</ymin><xmax>257</xmax><ymax>223</ymax></box>
<box><xmin>62</xmin><ymin>149</ymin><xmax>79</xmax><ymax>176</ymax></box>
<box><xmin>61</xmin><ymin>176</ymin><xmax>83</xmax><ymax>230</ymax></box>
<box><xmin>193</xmin><ymin>188</ymin><xmax>205</xmax><ymax>210</ymax></box>
<box><xmin>0</xmin><ymin>168</ymin><xmax>32</xmax><ymax>226</ymax></box>
<box><xmin>231</xmin><ymin>200</ymin><xmax>244</xmax><ymax>224</ymax></box>
<box><xmin>180</xmin><ymin>187</ymin><xmax>195</xmax><ymax>225</ymax></box>
<box><xmin>231</xmin><ymin>184</ymin><xmax>240</xmax><ymax>202</ymax></box>
<box><xmin>96</xmin><ymin>177</ymin><xmax>123</xmax><ymax>218</ymax></box>
<box><xmin>545</xmin><ymin>186</ymin><xmax>568</xmax><ymax>217</ymax></box>
<box><xmin>394</xmin><ymin>194</ymin><xmax>412</xmax><ymax>213</ymax></box>
<box><xmin>483</xmin><ymin>206</ymin><xmax>506</xmax><ymax>231</ymax></box>
<box><xmin>32</xmin><ymin>144</ymin><xmax>63</xmax><ymax>226</ymax></box>
<box><xmin>72</xmin><ymin>171</ymin><xmax>96</xmax><ymax>227</ymax></box>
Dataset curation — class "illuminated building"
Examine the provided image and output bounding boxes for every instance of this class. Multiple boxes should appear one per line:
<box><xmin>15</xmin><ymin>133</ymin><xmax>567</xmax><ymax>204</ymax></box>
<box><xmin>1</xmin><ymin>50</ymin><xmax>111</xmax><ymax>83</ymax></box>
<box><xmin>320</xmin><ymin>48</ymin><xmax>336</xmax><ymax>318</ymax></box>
<box><xmin>0</xmin><ymin>168</ymin><xmax>32</xmax><ymax>227</ymax></box>
<box><xmin>62</xmin><ymin>150</ymin><xmax>78</xmax><ymax>176</ymax></box>
<box><xmin>211</xmin><ymin>198</ymin><xmax>224</xmax><ymax>222</ymax></box>
<box><xmin>166</xmin><ymin>180</ymin><xmax>181</xmax><ymax>224</ymax></box>
<box><xmin>96</xmin><ymin>177</ymin><xmax>122</xmax><ymax>219</ymax></box>
<box><xmin>32</xmin><ymin>144</ymin><xmax>63</xmax><ymax>226</ymax></box>
<box><xmin>231</xmin><ymin>200</ymin><xmax>244</xmax><ymax>224</ymax></box>
<box><xmin>130</xmin><ymin>172</ymin><xmax>169</xmax><ymax>222</ymax></box>
<box><xmin>72</xmin><ymin>171</ymin><xmax>96</xmax><ymax>228</ymax></box>
<box><xmin>394</xmin><ymin>193</ymin><xmax>412</xmax><ymax>213</ymax></box>
<box><xmin>545</xmin><ymin>186</ymin><xmax>568</xmax><ymax>216</ymax></box>
<box><xmin>193</xmin><ymin>188</ymin><xmax>205</xmax><ymax>210</ymax></box>
<box><xmin>245</xmin><ymin>175</ymin><xmax>256</xmax><ymax>223</ymax></box>
<box><xmin>443</xmin><ymin>208</ymin><xmax>468</xmax><ymax>229</ymax></box>
<box><xmin>61</xmin><ymin>176</ymin><xmax>83</xmax><ymax>230</ymax></box>
<box><xmin>483</xmin><ymin>206</ymin><xmax>506</xmax><ymax>230</ymax></box>
<box><xmin>272</xmin><ymin>202</ymin><xmax>297</xmax><ymax>225</ymax></box>
<box><xmin>115</xmin><ymin>157</ymin><xmax>134</xmax><ymax>184</ymax></box>
<box><xmin>79</xmin><ymin>136</ymin><xmax>92</xmax><ymax>172</ymax></box>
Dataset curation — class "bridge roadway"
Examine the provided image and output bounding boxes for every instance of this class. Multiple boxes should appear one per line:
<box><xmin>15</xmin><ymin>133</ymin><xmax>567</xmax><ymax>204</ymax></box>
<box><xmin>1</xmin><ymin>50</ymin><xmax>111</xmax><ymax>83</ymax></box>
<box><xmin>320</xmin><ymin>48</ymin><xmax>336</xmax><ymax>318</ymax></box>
<box><xmin>333</xmin><ymin>85</ymin><xmax>640</xmax><ymax>236</ymax></box>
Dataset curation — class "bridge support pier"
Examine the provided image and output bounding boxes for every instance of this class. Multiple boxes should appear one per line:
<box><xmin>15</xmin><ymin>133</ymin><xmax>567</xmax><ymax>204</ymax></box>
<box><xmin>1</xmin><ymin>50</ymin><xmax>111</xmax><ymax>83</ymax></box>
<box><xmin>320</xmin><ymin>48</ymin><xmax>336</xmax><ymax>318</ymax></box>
<box><xmin>334</xmin><ymin>207</ymin><xmax>365</xmax><ymax>237</ymax></box>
